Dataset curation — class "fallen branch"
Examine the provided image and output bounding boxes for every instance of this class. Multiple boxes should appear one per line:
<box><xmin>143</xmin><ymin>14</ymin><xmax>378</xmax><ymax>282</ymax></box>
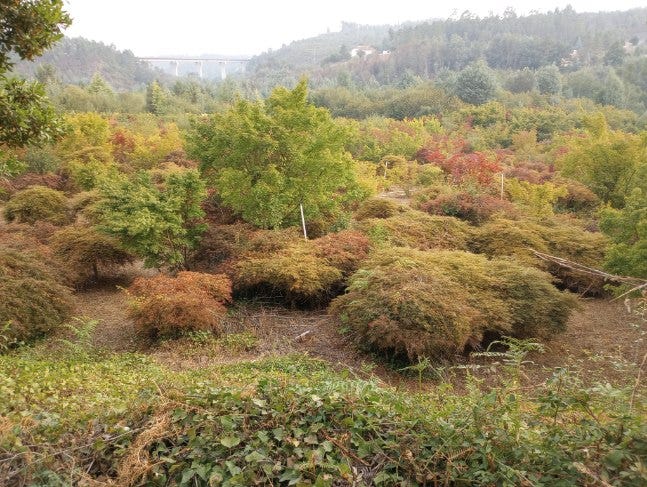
<box><xmin>529</xmin><ymin>249</ymin><xmax>647</xmax><ymax>287</ymax></box>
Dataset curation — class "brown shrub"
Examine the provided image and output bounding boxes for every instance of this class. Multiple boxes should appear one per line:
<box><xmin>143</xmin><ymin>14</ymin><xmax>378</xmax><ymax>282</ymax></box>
<box><xmin>3</xmin><ymin>186</ymin><xmax>70</xmax><ymax>225</ymax></box>
<box><xmin>51</xmin><ymin>225</ymin><xmax>134</xmax><ymax>286</ymax></box>
<box><xmin>311</xmin><ymin>230</ymin><xmax>371</xmax><ymax>276</ymax></box>
<box><xmin>554</xmin><ymin>177</ymin><xmax>600</xmax><ymax>213</ymax></box>
<box><xmin>0</xmin><ymin>245</ymin><xmax>74</xmax><ymax>346</ymax></box>
<box><xmin>418</xmin><ymin>191</ymin><xmax>517</xmax><ymax>224</ymax></box>
<box><xmin>330</xmin><ymin>248</ymin><xmax>576</xmax><ymax>362</ymax></box>
<box><xmin>354</xmin><ymin>198</ymin><xmax>407</xmax><ymax>221</ymax></box>
<box><xmin>190</xmin><ymin>223</ymin><xmax>256</xmax><ymax>271</ymax></box>
<box><xmin>355</xmin><ymin>211</ymin><xmax>473</xmax><ymax>251</ymax></box>
<box><xmin>128</xmin><ymin>272</ymin><xmax>232</xmax><ymax>338</ymax></box>
<box><xmin>6</xmin><ymin>172</ymin><xmax>66</xmax><ymax>193</ymax></box>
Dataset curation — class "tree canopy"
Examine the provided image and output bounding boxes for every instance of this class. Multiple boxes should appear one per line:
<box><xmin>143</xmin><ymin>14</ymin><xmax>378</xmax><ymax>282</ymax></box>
<box><xmin>0</xmin><ymin>0</ymin><xmax>71</xmax><ymax>147</ymax></box>
<box><xmin>188</xmin><ymin>79</ymin><xmax>360</xmax><ymax>229</ymax></box>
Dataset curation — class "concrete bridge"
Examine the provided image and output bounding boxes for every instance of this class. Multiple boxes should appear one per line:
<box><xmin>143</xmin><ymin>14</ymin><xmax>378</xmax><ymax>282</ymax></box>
<box><xmin>138</xmin><ymin>57</ymin><xmax>251</xmax><ymax>79</ymax></box>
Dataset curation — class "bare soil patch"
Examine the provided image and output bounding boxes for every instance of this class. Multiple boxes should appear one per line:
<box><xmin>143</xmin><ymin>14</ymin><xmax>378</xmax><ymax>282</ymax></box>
<box><xmin>72</xmin><ymin>278</ymin><xmax>645</xmax><ymax>389</ymax></box>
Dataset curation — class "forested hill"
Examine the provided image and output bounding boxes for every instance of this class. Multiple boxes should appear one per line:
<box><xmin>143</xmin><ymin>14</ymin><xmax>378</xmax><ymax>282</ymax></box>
<box><xmin>388</xmin><ymin>7</ymin><xmax>647</xmax><ymax>73</ymax></box>
<box><xmin>12</xmin><ymin>37</ymin><xmax>163</xmax><ymax>91</ymax></box>
<box><xmin>247</xmin><ymin>7</ymin><xmax>647</xmax><ymax>92</ymax></box>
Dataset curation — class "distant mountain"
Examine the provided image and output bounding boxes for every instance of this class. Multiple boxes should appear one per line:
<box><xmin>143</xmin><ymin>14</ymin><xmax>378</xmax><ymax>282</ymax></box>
<box><xmin>12</xmin><ymin>37</ymin><xmax>164</xmax><ymax>91</ymax></box>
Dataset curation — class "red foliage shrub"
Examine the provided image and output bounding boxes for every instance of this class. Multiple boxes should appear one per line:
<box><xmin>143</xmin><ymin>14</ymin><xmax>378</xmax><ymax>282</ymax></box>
<box><xmin>312</xmin><ymin>230</ymin><xmax>372</xmax><ymax>276</ymax></box>
<box><xmin>418</xmin><ymin>192</ymin><xmax>517</xmax><ymax>224</ymax></box>
<box><xmin>128</xmin><ymin>272</ymin><xmax>232</xmax><ymax>338</ymax></box>
<box><xmin>435</xmin><ymin>152</ymin><xmax>501</xmax><ymax>185</ymax></box>
<box><xmin>110</xmin><ymin>129</ymin><xmax>136</xmax><ymax>164</ymax></box>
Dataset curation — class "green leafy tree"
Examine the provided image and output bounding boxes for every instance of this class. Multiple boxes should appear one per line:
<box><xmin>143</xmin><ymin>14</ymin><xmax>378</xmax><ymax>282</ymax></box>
<box><xmin>454</xmin><ymin>61</ymin><xmax>497</xmax><ymax>105</ymax></box>
<box><xmin>600</xmin><ymin>188</ymin><xmax>647</xmax><ymax>279</ymax></box>
<box><xmin>536</xmin><ymin>65</ymin><xmax>562</xmax><ymax>96</ymax></box>
<box><xmin>145</xmin><ymin>81</ymin><xmax>169</xmax><ymax>115</ymax></box>
<box><xmin>0</xmin><ymin>0</ymin><xmax>70</xmax><ymax>147</ymax></box>
<box><xmin>96</xmin><ymin>169</ymin><xmax>207</xmax><ymax>270</ymax></box>
<box><xmin>558</xmin><ymin>116</ymin><xmax>647</xmax><ymax>208</ymax></box>
<box><xmin>188</xmin><ymin>79</ymin><xmax>359</xmax><ymax>229</ymax></box>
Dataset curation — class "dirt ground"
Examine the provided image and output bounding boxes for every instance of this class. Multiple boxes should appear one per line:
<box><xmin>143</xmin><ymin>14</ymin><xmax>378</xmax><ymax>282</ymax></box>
<box><xmin>71</xmin><ymin>269</ymin><xmax>646</xmax><ymax>391</ymax></box>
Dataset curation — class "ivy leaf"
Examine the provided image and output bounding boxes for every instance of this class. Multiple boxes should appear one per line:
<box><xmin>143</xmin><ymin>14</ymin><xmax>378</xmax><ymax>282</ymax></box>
<box><xmin>220</xmin><ymin>435</ymin><xmax>241</xmax><ymax>448</ymax></box>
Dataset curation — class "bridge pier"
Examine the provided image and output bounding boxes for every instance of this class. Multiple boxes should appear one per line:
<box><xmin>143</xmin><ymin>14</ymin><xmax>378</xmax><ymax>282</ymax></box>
<box><xmin>139</xmin><ymin>57</ymin><xmax>250</xmax><ymax>80</ymax></box>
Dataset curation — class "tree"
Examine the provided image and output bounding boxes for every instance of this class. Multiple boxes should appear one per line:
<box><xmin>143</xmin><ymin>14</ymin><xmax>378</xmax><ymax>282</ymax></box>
<box><xmin>558</xmin><ymin>117</ymin><xmax>647</xmax><ymax>208</ymax></box>
<box><xmin>51</xmin><ymin>225</ymin><xmax>134</xmax><ymax>285</ymax></box>
<box><xmin>0</xmin><ymin>0</ymin><xmax>70</xmax><ymax>147</ymax></box>
<box><xmin>454</xmin><ymin>61</ymin><xmax>496</xmax><ymax>105</ymax></box>
<box><xmin>96</xmin><ymin>169</ymin><xmax>207</xmax><ymax>270</ymax></box>
<box><xmin>188</xmin><ymin>79</ymin><xmax>359</xmax><ymax>229</ymax></box>
<box><xmin>145</xmin><ymin>81</ymin><xmax>169</xmax><ymax>115</ymax></box>
<box><xmin>600</xmin><ymin>188</ymin><xmax>647</xmax><ymax>279</ymax></box>
<box><xmin>536</xmin><ymin>65</ymin><xmax>562</xmax><ymax>96</ymax></box>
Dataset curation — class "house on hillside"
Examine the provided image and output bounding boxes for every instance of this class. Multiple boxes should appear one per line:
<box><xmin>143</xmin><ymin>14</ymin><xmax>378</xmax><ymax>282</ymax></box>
<box><xmin>350</xmin><ymin>45</ymin><xmax>376</xmax><ymax>58</ymax></box>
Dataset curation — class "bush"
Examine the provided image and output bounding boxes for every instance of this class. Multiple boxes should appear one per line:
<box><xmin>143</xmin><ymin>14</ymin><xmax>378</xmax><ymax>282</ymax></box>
<box><xmin>3</xmin><ymin>172</ymin><xmax>66</xmax><ymax>194</ymax></box>
<box><xmin>235</xmin><ymin>245</ymin><xmax>343</xmax><ymax>306</ymax></box>
<box><xmin>189</xmin><ymin>223</ymin><xmax>256</xmax><ymax>271</ymax></box>
<box><xmin>354</xmin><ymin>197</ymin><xmax>406</xmax><ymax>221</ymax></box>
<box><xmin>0</xmin><ymin>246</ymin><xmax>74</xmax><ymax>347</ymax></box>
<box><xmin>128</xmin><ymin>272</ymin><xmax>232</xmax><ymax>338</ymax></box>
<box><xmin>3</xmin><ymin>186</ymin><xmax>69</xmax><ymax>225</ymax></box>
<box><xmin>355</xmin><ymin>211</ymin><xmax>472</xmax><ymax>251</ymax></box>
<box><xmin>554</xmin><ymin>177</ymin><xmax>600</xmax><ymax>213</ymax></box>
<box><xmin>311</xmin><ymin>230</ymin><xmax>371</xmax><ymax>276</ymax></box>
<box><xmin>470</xmin><ymin>218</ymin><xmax>608</xmax><ymax>294</ymax></box>
<box><xmin>51</xmin><ymin>225</ymin><xmax>134</xmax><ymax>286</ymax></box>
<box><xmin>330</xmin><ymin>248</ymin><xmax>576</xmax><ymax>362</ymax></box>
<box><xmin>418</xmin><ymin>191</ymin><xmax>517</xmax><ymax>224</ymax></box>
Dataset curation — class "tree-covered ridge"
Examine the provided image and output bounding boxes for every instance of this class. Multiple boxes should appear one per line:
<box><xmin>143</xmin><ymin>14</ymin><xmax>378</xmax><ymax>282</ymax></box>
<box><xmin>12</xmin><ymin>37</ymin><xmax>163</xmax><ymax>91</ymax></box>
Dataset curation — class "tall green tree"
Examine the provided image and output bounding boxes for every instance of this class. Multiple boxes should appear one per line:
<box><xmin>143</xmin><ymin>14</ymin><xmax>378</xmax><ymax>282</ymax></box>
<box><xmin>96</xmin><ymin>170</ymin><xmax>207</xmax><ymax>270</ymax></box>
<box><xmin>0</xmin><ymin>0</ymin><xmax>70</xmax><ymax>147</ymax></box>
<box><xmin>454</xmin><ymin>61</ymin><xmax>496</xmax><ymax>105</ymax></box>
<box><xmin>600</xmin><ymin>188</ymin><xmax>647</xmax><ymax>279</ymax></box>
<box><xmin>558</xmin><ymin>117</ymin><xmax>647</xmax><ymax>208</ymax></box>
<box><xmin>188</xmin><ymin>79</ymin><xmax>359</xmax><ymax>229</ymax></box>
<box><xmin>536</xmin><ymin>65</ymin><xmax>562</xmax><ymax>96</ymax></box>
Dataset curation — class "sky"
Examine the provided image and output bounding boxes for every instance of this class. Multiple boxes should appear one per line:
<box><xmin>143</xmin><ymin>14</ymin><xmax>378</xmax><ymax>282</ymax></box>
<box><xmin>63</xmin><ymin>1</ymin><xmax>647</xmax><ymax>56</ymax></box>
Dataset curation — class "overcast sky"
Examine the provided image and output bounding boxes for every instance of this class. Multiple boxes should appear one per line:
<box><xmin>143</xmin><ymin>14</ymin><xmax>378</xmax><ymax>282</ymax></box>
<box><xmin>63</xmin><ymin>1</ymin><xmax>647</xmax><ymax>56</ymax></box>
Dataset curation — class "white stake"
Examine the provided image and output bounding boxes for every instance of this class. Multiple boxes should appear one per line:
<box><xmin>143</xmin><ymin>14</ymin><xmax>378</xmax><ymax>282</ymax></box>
<box><xmin>300</xmin><ymin>203</ymin><xmax>308</xmax><ymax>240</ymax></box>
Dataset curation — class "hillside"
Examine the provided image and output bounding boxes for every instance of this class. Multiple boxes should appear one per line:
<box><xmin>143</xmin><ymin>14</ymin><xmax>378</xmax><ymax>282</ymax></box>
<box><xmin>12</xmin><ymin>37</ymin><xmax>164</xmax><ymax>91</ymax></box>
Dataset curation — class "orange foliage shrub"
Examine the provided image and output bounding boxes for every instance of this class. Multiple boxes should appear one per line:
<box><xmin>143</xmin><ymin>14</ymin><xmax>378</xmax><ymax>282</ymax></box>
<box><xmin>311</xmin><ymin>230</ymin><xmax>371</xmax><ymax>276</ymax></box>
<box><xmin>128</xmin><ymin>272</ymin><xmax>232</xmax><ymax>338</ymax></box>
